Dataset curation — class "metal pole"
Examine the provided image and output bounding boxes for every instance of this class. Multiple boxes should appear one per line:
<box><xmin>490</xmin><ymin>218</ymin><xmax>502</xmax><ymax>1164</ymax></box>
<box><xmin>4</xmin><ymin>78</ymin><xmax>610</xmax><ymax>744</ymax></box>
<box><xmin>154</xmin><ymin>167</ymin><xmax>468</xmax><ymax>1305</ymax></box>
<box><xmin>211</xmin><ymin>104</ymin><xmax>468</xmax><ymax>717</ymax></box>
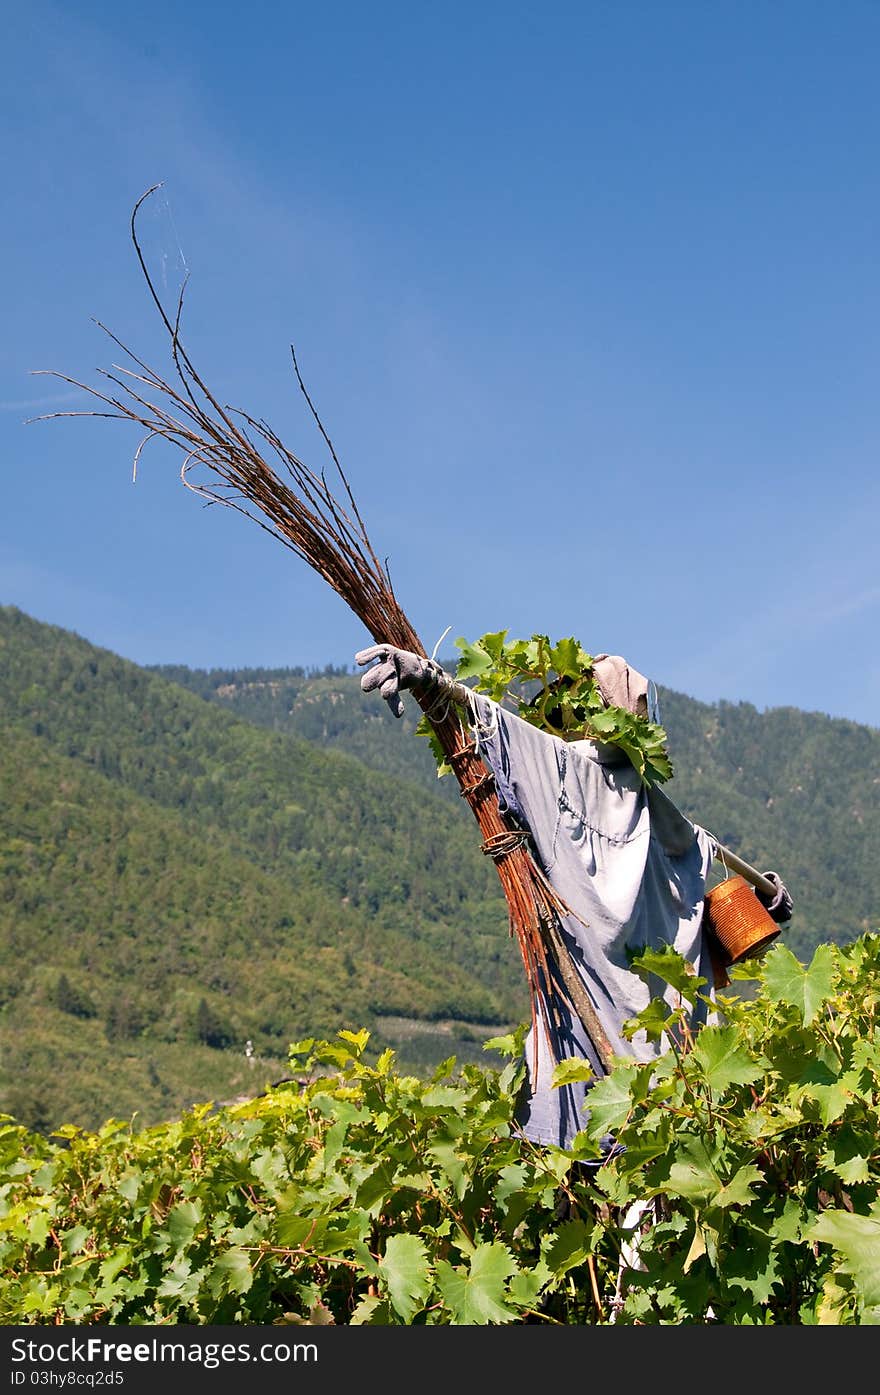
<box><xmin>712</xmin><ymin>843</ymin><xmax>776</xmax><ymax>898</ymax></box>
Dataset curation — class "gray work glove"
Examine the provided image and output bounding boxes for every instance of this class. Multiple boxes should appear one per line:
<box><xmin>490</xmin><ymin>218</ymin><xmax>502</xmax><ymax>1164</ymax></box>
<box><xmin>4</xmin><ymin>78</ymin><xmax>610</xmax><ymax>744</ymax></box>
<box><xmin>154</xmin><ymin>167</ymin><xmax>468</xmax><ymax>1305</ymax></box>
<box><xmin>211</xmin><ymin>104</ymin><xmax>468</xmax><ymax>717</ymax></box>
<box><xmin>355</xmin><ymin>643</ymin><xmax>443</xmax><ymax>718</ymax></box>
<box><xmin>756</xmin><ymin>871</ymin><xmax>794</xmax><ymax>924</ymax></box>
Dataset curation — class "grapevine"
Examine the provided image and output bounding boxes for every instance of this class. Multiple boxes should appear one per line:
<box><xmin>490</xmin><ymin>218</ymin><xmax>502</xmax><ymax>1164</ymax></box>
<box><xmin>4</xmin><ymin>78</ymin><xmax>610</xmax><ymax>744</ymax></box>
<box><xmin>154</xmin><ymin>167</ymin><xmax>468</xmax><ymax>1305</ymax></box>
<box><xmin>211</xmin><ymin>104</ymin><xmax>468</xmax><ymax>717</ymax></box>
<box><xmin>419</xmin><ymin>630</ymin><xmax>673</xmax><ymax>787</ymax></box>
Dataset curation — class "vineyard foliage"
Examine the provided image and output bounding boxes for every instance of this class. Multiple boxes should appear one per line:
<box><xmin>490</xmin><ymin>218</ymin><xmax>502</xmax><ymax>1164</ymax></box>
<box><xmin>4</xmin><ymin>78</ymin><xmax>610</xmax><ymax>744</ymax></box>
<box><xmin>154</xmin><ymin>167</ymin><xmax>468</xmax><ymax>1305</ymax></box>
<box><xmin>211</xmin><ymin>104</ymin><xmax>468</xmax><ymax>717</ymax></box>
<box><xmin>2</xmin><ymin>935</ymin><xmax>879</xmax><ymax>1325</ymax></box>
<box><xmin>447</xmin><ymin>630</ymin><xmax>673</xmax><ymax>785</ymax></box>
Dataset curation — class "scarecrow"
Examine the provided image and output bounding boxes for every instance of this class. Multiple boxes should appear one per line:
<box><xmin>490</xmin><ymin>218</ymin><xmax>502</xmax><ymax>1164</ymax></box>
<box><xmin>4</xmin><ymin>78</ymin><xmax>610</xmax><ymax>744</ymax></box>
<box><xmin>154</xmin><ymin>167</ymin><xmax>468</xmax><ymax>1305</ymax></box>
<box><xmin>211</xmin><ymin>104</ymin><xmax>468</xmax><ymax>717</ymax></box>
<box><xmin>355</xmin><ymin>640</ymin><xmax>793</xmax><ymax>1154</ymax></box>
<box><xmin>41</xmin><ymin>185</ymin><xmax>794</xmax><ymax>1160</ymax></box>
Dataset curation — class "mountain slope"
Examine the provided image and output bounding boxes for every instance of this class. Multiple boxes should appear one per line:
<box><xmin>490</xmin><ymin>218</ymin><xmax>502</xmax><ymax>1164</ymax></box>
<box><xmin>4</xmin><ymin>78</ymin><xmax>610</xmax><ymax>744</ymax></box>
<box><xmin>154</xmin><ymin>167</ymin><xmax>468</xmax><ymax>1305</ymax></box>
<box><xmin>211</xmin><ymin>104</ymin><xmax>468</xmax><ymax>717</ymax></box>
<box><xmin>0</xmin><ymin>607</ymin><xmax>512</xmax><ymax>981</ymax></box>
<box><xmin>0</xmin><ymin>608</ymin><xmax>524</xmax><ymax>1131</ymax></box>
<box><xmin>0</xmin><ymin>722</ymin><xmax>513</xmax><ymax>1131</ymax></box>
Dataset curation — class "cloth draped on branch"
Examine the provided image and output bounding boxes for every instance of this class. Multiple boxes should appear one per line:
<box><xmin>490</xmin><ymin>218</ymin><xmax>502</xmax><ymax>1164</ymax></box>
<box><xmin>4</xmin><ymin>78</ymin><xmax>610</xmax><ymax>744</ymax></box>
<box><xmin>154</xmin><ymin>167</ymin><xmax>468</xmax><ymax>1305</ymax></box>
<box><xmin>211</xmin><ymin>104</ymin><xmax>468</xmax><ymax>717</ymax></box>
<box><xmin>469</xmin><ymin>692</ymin><xmax>717</xmax><ymax>1151</ymax></box>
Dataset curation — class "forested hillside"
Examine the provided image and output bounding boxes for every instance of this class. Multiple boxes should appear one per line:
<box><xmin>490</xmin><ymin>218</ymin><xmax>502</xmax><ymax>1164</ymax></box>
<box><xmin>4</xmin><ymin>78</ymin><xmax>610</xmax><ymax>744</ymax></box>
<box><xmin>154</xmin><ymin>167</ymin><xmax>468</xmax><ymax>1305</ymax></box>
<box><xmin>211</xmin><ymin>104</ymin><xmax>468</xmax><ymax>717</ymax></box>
<box><xmin>0</xmin><ymin>608</ymin><xmax>518</xmax><ymax>1133</ymax></box>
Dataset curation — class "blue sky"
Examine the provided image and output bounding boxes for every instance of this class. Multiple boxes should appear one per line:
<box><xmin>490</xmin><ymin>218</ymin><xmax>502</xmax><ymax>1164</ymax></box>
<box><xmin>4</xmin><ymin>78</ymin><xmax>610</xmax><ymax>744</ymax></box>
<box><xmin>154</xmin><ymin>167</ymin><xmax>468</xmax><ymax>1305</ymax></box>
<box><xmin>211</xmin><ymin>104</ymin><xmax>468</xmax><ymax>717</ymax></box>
<box><xmin>3</xmin><ymin>1</ymin><xmax>878</xmax><ymax>727</ymax></box>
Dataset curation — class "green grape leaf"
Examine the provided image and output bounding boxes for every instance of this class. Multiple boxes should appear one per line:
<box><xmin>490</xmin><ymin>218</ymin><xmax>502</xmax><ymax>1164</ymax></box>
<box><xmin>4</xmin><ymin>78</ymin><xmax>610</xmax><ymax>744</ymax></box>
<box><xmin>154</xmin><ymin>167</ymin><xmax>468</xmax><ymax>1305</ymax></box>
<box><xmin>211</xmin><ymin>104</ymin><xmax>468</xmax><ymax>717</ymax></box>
<box><xmin>275</xmin><ymin>1212</ymin><xmax>330</xmax><ymax>1248</ymax></box>
<box><xmin>277</xmin><ymin>1300</ymin><xmax>336</xmax><ymax>1325</ymax></box>
<box><xmin>379</xmin><ymin>1233</ymin><xmax>431</xmax><ymax>1322</ymax></box>
<box><xmin>800</xmin><ymin>1081</ymin><xmax>852</xmax><ymax>1126</ymax></box>
<box><xmin>426</xmin><ymin>1142</ymin><xmax>467</xmax><ymax>1199</ymax></box>
<box><xmin>587</xmin><ymin>709</ymin><xmax>618</xmax><ymax>737</ymax></box>
<box><xmin>98</xmin><ymin>1249</ymin><xmax>133</xmax><ymax>1285</ymax></box>
<box><xmin>581</xmin><ymin>1062</ymin><xmax>643</xmax><ymax>1137</ymax></box>
<box><xmin>454</xmin><ymin>638</ymin><xmax>494</xmax><ymax>679</ymax></box>
<box><xmin>350</xmin><ymin>1294</ymin><xmax>393</xmax><ymax>1325</ymax></box>
<box><xmin>508</xmin><ymin>1265</ymin><xmax>549</xmax><ymax>1307</ymax></box>
<box><xmin>819</xmin><ymin>1125</ymin><xmax>873</xmax><ymax>1184</ymax></box>
<box><xmin>477</xmin><ymin>630</ymin><xmax>509</xmax><ymax>661</ymax></box>
<box><xmin>156</xmin><ymin>1258</ymin><xmax>201</xmax><ymax>1303</ymax></box>
<box><xmin>713</xmin><ymin>1164</ymin><xmax>764</xmax><ymax>1209</ymax></box>
<box><xmin>354</xmin><ymin>1161</ymin><xmax>398</xmax><ymax>1215</ymax></box>
<box><xmin>543</xmin><ymin>1219</ymin><xmax>593</xmax><ymax>1278</ymax></box>
<box><xmin>614</xmin><ymin>1122</ymin><xmax>674</xmax><ymax>1174</ymax></box>
<box><xmin>165</xmin><ymin>1200</ymin><xmax>202</xmax><ymax>1250</ymax></box>
<box><xmin>117</xmin><ymin>1173</ymin><xmax>140</xmax><ymax>1202</ymax></box>
<box><xmin>630</xmin><ymin>944</ymin><xmax>707</xmax><ymax>999</ymax></box>
<box><xmin>551</xmin><ymin>1057</ymin><xmax>595</xmax><ymax>1087</ymax></box>
<box><xmin>627</xmin><ymin>996</ymin><xmax>674</xmax><ymax>1042</ymax></box>
<box><xmin>421</xmin><ymin>1084</ymin><xmax>469</xmax><ymax>1110</ymax></box>
<box><xmin>763</xmin><ymin>942</ymin><xmax>837</xmax><ymax>1025</ymax></box>
<box><xmin>690</xmin><ymin>1026</ymin><xmax>765</xmax><ymax>1093</ymax></box>
<box><xmin>414</xmin><ymin>714</ymin><xmax>453</xmax><ymax>775</ymax></box>
<box><xmin>665</xmin><ymin>1135</ymin><xmax>721</xmax><ymax>1201</ymax></box>
<box><xmin>208</xmin><ymin>1248</ymin><xmax>253</xmax><ymax>1296</ymax></box>
<box><xmin>60</xmin><ymin>1225</ymin><xmax>90</xmax><ymax>1256</ymax></box>
<box><xmin>435</xmin><ymin>1241</ymin><xmax>518</xmax><ymax>1324</ymax></box>
<box><xmin>548</xmin><ymin>637</ymin><xmax>589</xmax><ymax>679</ymax></box>
<box><xmin>810</xmin><ymin>1209</ymin><xmax>880</xmax><ymax>1306</ymax></box>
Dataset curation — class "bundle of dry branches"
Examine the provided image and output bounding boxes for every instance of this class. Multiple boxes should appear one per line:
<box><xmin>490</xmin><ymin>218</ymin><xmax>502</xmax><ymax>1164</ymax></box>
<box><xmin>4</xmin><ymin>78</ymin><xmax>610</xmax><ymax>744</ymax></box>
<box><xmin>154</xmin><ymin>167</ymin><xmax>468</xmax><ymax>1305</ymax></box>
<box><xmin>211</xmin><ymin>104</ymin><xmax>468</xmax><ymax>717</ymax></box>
<box><xmin>35</xmin><ymin>186</ymin><xmax>613</xmax><ymax>1073</ymax></box>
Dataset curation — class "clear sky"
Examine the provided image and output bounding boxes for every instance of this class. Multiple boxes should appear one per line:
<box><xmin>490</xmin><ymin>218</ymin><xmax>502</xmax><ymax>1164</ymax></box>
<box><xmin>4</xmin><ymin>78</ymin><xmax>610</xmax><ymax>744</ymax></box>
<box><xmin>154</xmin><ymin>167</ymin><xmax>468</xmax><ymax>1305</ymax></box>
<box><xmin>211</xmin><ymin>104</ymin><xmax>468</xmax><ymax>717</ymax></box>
<box><xmin>3</xmin><ymin>1</ymin><xmax>878</xmax><ymax>727</ymax></box>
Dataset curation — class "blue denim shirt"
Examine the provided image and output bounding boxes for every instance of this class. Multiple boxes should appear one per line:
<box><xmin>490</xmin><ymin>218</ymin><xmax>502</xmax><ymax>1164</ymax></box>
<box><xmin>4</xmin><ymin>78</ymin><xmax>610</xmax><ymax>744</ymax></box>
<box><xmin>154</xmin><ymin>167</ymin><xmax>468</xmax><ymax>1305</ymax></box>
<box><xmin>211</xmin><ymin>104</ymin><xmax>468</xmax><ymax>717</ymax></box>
<box><xmin>470</xmin><ymin>694</ymin><xmax>716</xmax><ymax>1152</ymax></box>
